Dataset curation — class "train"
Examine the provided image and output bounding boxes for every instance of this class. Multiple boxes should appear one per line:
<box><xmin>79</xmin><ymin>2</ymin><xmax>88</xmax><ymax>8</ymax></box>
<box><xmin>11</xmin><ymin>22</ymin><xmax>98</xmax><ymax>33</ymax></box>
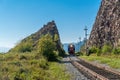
<box><xmin>68</xmin><ymin>44</ymin><xmax>75</xmax><ymax>55</ymax></box>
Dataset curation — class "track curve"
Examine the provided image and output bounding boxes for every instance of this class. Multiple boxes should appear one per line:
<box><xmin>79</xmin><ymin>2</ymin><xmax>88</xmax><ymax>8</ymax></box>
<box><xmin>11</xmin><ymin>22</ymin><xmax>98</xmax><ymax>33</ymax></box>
<box><xmin>68</xmin><ymin>55</ymin><xmax>120</xmax><ymax>80</ymax></box>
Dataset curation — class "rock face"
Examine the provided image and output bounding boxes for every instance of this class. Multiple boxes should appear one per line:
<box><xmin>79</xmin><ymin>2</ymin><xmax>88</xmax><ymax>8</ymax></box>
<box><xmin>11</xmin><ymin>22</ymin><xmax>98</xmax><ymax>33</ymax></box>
<box><xmin>31</xmin><ymin>21</ymin><xmax>60</xmax><ymax>43</ymax></box>
<box><xmin>30</xmin><ymin>20</ymin><xmax>64</xmax><ymax>53</ymax></box>
<box><xmin>32</xmin><ymin>20</ymin><xmax>65</xmax><ymax>55</ymax></box>
<box><xmin>32</xmin><ymin>21</ymin><xmax>64</xmax><ymax>55</ymax></box>
<box><xmin>88</xmin><ymin>0</ymin><xmax>120</xmax><ymax>48</ymax></box>
<box><xmin>11</xmin><ymin>20</ymin><xmax>65</xmax><ymax>55</ymax></box>
<box><xmin>29</xmin><ymin>20</ymin><xmax>61</xmax><ymax>46</ymax></box>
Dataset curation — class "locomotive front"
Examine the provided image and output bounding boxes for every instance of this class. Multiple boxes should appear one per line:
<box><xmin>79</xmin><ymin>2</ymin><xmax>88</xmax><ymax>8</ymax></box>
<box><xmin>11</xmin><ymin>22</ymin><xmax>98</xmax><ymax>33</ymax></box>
<box><xmin>68</xmin><ymin>44</ymin><xmax>75</xmax><ymax>55</ymax></box>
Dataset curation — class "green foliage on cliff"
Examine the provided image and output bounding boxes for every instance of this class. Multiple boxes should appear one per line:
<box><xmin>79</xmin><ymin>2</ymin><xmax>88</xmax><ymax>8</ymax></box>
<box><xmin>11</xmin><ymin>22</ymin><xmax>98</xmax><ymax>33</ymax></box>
<box><xmin>89</xmin><ymin>47</ymin><xmax>101</xmax><ymax>56</ymax></box>
<box><xmin>37</xmin><ymin>34</ymin><xmax>58</xmax><ymax>61</ymax></box>
<box><xmin>89</xmin><ymin>46</ymin><xmax>99</xmax><ymax>54</ymax></box>
<box><xmin>102</xmin><ymin>44</ymin><xmax>112</xmax><ymax>54</ymax></box>
<box><xmin>81</xmin><ymin>43</ymin><xmax>120</xmax><ymax>56</ymax></box>
<box><xmin>85</xmin><ymin>42</ymin><xmax>120</xmax><ymax>56</ymax></box>
<box><xmin>10</xmin><ymin>33</ymin><xmax>65</xmax><ymax>60</ymax></box>
<box><xmin>54</xmin><ymin>34</ymin><xmax>59</xmax><ymax>42</ymax></box>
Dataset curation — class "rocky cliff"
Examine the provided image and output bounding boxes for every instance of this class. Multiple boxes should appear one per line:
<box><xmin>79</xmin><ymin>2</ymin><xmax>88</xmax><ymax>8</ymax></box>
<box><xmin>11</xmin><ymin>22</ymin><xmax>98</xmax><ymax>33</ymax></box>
<box><xmin>88</xmin><ymin>0</ymin><xmax>120</xmax><ymax>48</ymax></box>
<box><xmin>33</xmin><ymin>20</ymin><xmax>64</xmax><ymax>55</ymax></box>
<box><xmin>10</xmin><ymin>21</ymin><xmax>65</xmax><ymax>56</ymax></box>
<box><xmin>30</xmin><ymin>21</ymin><xmax>60</xmax><ymax>43</ymax></box>
<box><xmin>28</xmin><ymin>20</ymin><xmax>61</xmax><ymax>46</ymax></box>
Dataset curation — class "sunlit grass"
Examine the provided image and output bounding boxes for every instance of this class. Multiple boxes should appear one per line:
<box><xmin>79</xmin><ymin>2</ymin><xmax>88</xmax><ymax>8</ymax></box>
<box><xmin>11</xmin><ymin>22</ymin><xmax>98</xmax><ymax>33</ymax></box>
<box><xmin>48</xmin><ymin>62</ymin><xmax>70</xmax><ymax>80</ymax></box>
<box><xmin>0</xmin><ymin>52</ymin><xmax>70</xmax><ymax>80</ymax></box>
<box><xmin>80</xmin><ymin>54</ymin><xmax>120</xmax><ymax>69</ymax></box>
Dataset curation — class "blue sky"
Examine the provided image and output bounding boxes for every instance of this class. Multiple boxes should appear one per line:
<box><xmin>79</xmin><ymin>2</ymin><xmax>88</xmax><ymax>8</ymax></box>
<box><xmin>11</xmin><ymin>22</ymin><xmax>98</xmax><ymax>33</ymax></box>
<box><xmin>0</xmin><ymin>0</ymin><xmax>101</xmax><ymax>49</ymax></box>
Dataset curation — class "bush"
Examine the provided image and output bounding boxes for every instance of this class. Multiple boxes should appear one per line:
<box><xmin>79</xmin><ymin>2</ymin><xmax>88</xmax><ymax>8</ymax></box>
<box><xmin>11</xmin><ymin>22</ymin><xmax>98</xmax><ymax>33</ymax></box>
<box><xmin>102</xmin><ymin>44</ymin><xmax>112</xmax><ymax>54</ymax></box>
<box><xmin>37</xmin><ymin>34</ymin><xmax>57</xmax><ymax>61</ymax></box>
<box><xmin>89</xmin><ymin>46</ymin><xmax>98</xmax><ymax>54</ymax></box>
<box><xmin>89</xmin><ymin>47</ymin><xmax>101</xmax><ymax>56</ymax></box>
<box><xmin>18</xmin><ymin>42</ymin><xmax>33</xmax><ymax>52</ymax></box>
<box><xmin>112</xmin><ymin>48</ymin><xmax>120</xmax><ymax>55</ymax></box>
<box><xmin>32</xmin><ymin>72</ymin><xmax>43</xmax><ymax>80</ymax></box>
<box><xmin>14</xmin><ymin>68</ymin><xmax>28</xmax><ymax>80</ymax></box>
<box><xmin>39</xmin><ymin>59</ymin><xmax>49</xmax><ymax>69</ymax></box>
<box><xmin>96</xmin><ymin>49</ymin><xmax>101</xmax><ymax>56</ymax></box>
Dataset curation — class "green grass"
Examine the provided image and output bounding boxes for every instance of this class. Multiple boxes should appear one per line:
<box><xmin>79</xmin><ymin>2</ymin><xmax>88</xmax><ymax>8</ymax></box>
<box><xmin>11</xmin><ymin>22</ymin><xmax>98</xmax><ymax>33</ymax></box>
<box><xmin>80</xmin><ymin>54</ymin><xmax>120</xmax><ymax>69</ymax></box>
<box><xmin>0</xmin><ymin>52</ymin><xmax>70</xmax><ymax>80</ymax></box>
<box><xmin>48</xmin><ymin>62</ymin><xmax>70</xmax><ymax>80</ymax></box>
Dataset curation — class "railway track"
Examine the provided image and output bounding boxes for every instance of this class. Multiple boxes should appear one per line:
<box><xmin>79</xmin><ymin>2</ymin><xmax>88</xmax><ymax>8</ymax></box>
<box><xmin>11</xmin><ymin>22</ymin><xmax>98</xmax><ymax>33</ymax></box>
<box><xmin>68</xmin><ymin>55</ymin><xmax>120</xmax><ymax>80</ymax></box>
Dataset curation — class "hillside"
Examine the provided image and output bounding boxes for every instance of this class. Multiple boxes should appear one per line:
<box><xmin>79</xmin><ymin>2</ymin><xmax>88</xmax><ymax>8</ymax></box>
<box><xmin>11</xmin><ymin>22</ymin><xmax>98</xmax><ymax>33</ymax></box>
<box><xmin>10</xmin><ymin>20</ymin><xmax>65</xmax><ymax>56</ymax></box>
<box><xmin>0</xmin><ymin>21</ymin><xmax>69</xmax><ymax>80</ymax></box>
<box><xmin>88</xmin><ymin>0</ymin><xmax>120</xmax><ymax>48</ymax></box>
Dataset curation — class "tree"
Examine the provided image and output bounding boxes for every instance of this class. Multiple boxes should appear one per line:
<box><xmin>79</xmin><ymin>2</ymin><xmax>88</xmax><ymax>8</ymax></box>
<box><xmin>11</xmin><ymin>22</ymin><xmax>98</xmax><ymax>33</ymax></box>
<box><xmin>37</xmin><ymin>34</ymin><xmax>57</xmax><ymax>61</ymax></box>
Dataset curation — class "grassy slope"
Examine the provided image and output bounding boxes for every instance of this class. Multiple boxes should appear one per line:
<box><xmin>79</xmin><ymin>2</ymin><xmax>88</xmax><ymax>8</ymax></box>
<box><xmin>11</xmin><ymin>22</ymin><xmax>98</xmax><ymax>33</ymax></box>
<box><xmin>80</xmin><ymin>54</ymin><xmax>120</xmax><ymax>69</ymax></box>
<box><xmin>0</xmin><ymin>52</ymin><xmax>70</xmax><ymax>80</ymax></box>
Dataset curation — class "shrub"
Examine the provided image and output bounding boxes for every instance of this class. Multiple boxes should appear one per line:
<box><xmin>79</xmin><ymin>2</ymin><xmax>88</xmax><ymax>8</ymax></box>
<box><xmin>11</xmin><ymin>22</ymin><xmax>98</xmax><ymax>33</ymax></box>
<box><xmin>102</xmin><ymin>44</ymin><xmax>112</xmax><ymax>54</ymax></box>
<box><xmin>89</xmin><ymin>47</ymin><xmax>101</xmax><ymax>56</ymax></box>
<box><xmin>96</xmin><ymin>49</ymin><xmax>101</xmax><ymax>56</ymax></box>
<box><xmin>112</xmin><ymin>48</ymin><xmax>120</xmax><ymax>55</ymax></box>
<box><xmin>18</xmin><ymin>42</ymin><xmax>33</xmax><ymax>52</ymax></box>
<box><xmin>14</xmin><ymin>68</ymin><xmax>28</xmax><ymax>80</ymax></box>
<box><xmin>32</xmin><ymin>72</ymin><xmax>42</xmax><ymax>80</ymax></box>
<box><xmin>37</xmin><ymin>34</ymin><xmax>57</xmax><ymax>61</ymax></box>
<box><xmin>39</xmin><ymin>59</ymin><xmax>49</xmax><ymax>69</ymax></box>
<box><xmin>89</xmin><ymin>46</ymin><xmax>98</xmax><ymax>54</ymax></box>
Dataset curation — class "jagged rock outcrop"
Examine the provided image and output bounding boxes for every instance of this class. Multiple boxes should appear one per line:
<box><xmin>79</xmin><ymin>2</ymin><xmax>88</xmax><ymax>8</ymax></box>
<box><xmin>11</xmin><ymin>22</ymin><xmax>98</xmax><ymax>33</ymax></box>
<box><xmin>30</xmin><ymin>21</ymin><xmax>60</xmax><ymax>43</ymax></box>
<box><xmin>34</xmin><ymin>20</ymin><xmax>64</xmax><ymax>55</ymax></box>
<box><xmin>29</xmin><ymin>20</ymin><xmax>61</xmax><ymax>46</ymax></box>
<box><xmin>88</xmin><ymin>0</ymin><xmax>120</xmax><ymax>48</ymax></box>
<box><xmin>10</xmin><ymin>20</ymin><xmax>65</xmax><ymax>56</ymax></box>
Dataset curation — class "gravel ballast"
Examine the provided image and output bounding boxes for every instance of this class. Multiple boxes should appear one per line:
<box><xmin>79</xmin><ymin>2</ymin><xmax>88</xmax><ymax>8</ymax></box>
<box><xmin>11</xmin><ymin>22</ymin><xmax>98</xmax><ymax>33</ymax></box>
<box><xmin>62</xmin><ymin>56</ymin><xmax>89</xmax><ymax>80</ymax></box>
